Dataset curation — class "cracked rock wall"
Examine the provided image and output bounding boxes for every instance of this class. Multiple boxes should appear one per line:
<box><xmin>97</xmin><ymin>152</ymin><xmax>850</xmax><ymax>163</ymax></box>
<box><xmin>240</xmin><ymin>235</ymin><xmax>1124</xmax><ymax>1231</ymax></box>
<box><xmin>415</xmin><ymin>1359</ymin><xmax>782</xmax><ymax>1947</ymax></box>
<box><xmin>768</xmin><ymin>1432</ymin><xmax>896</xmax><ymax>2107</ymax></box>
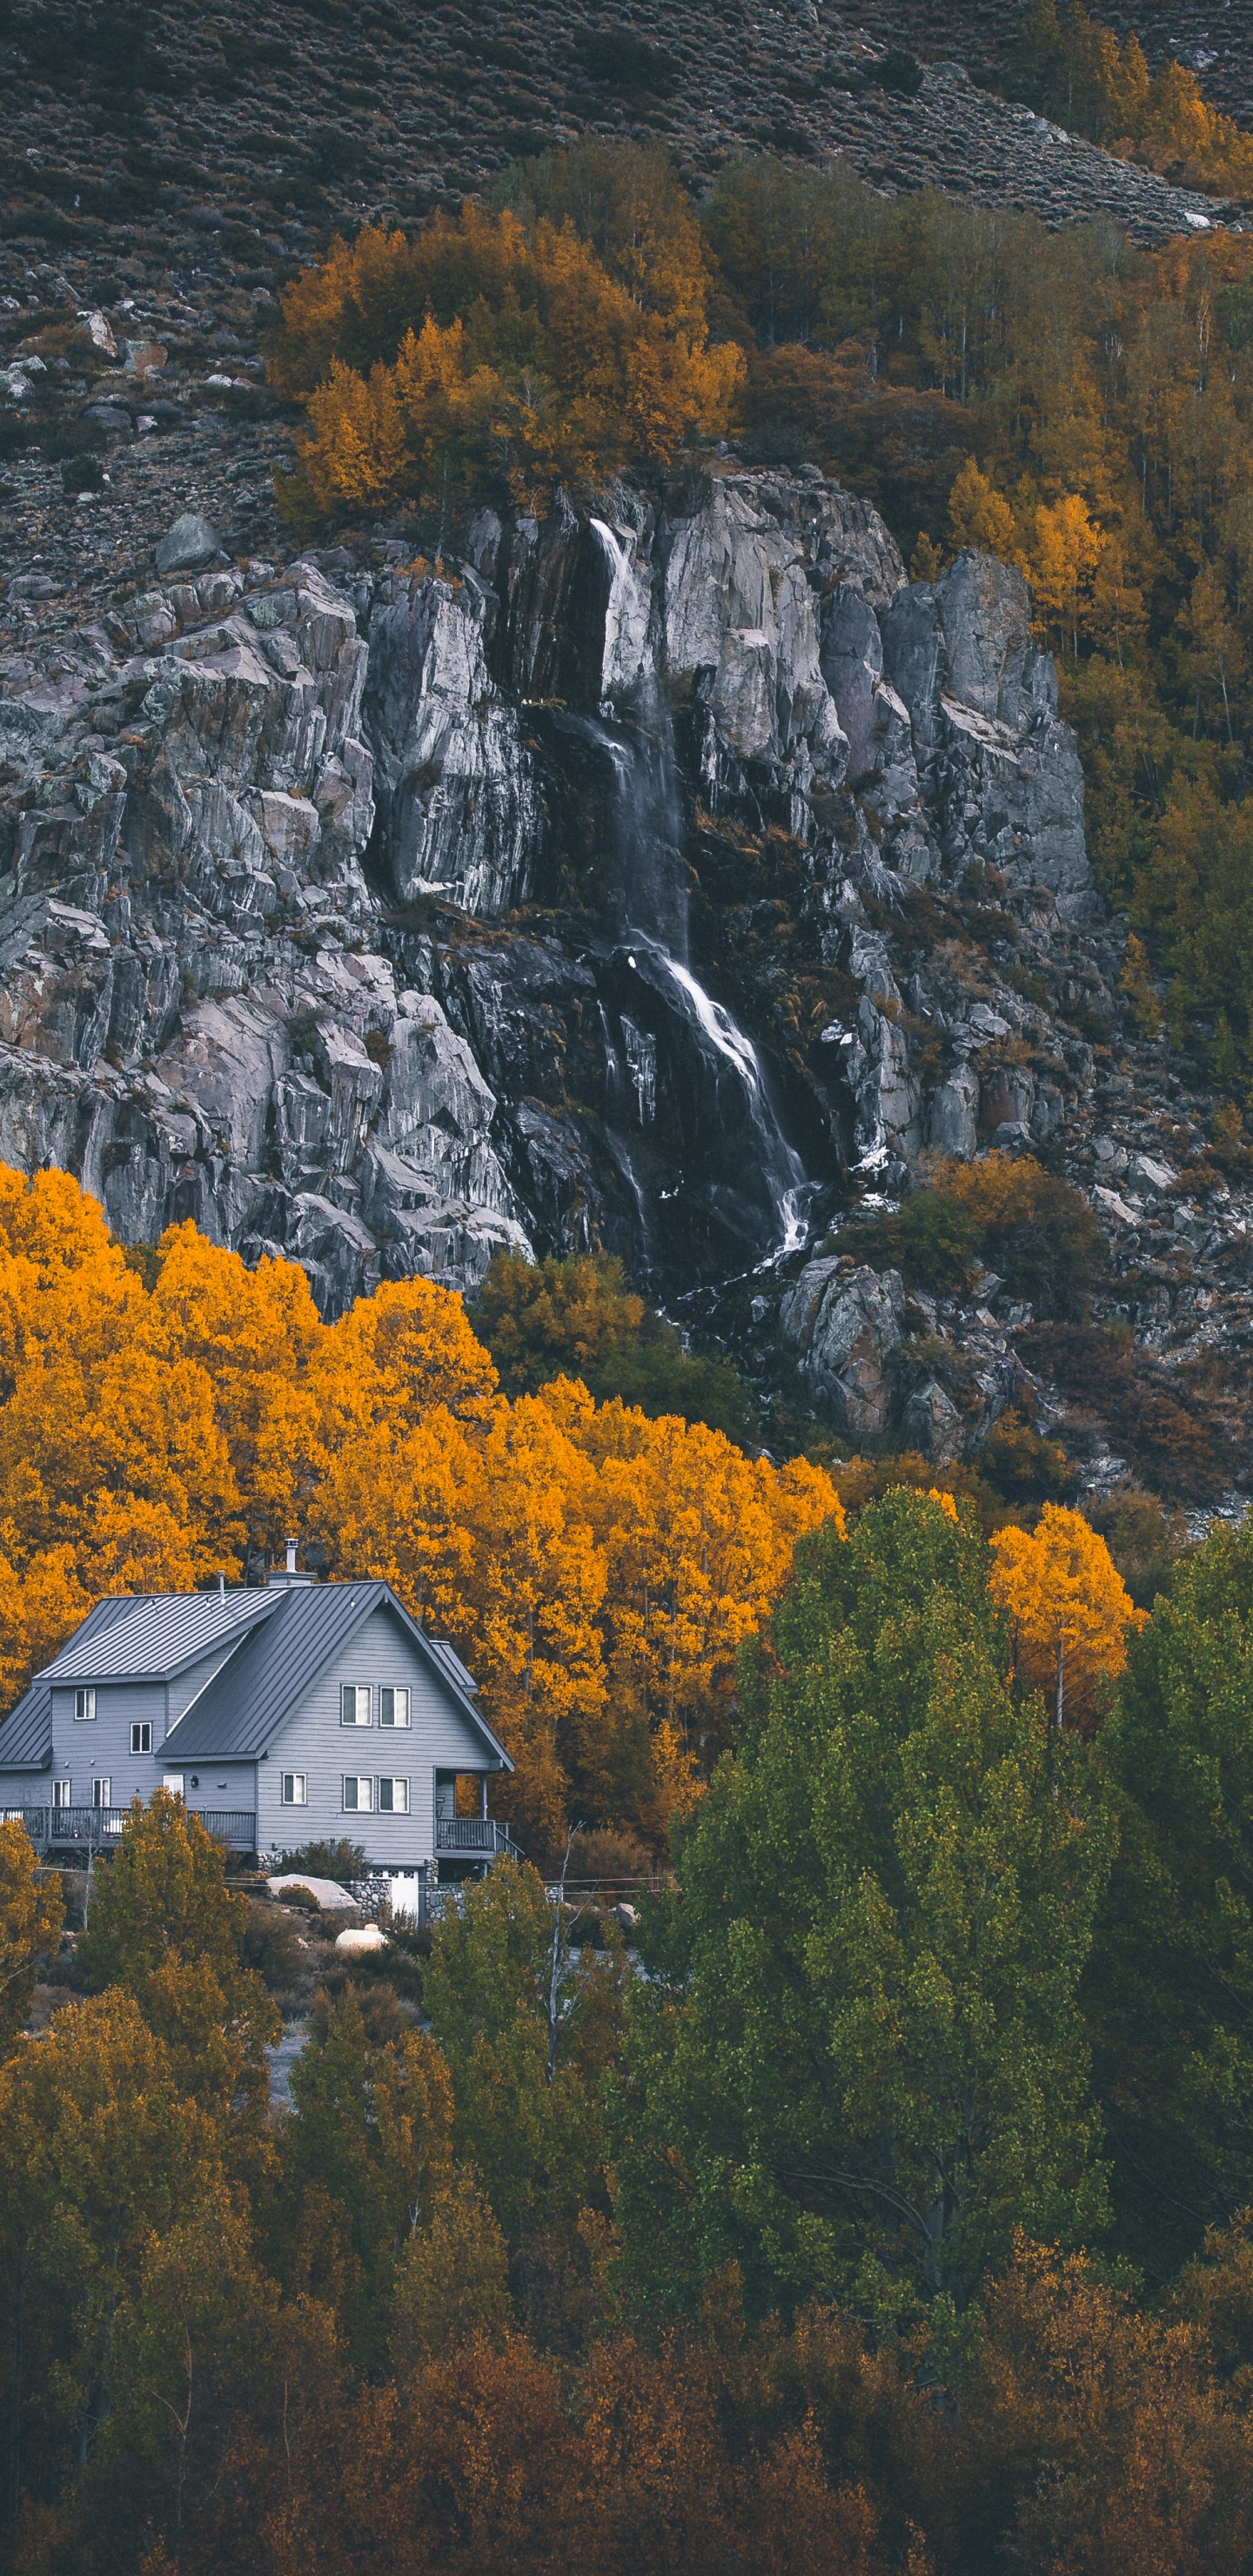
<box><xmin>0</xmin><ymin>464</ymin><xmax>1100</xmax><ymax>1326</ymax></box>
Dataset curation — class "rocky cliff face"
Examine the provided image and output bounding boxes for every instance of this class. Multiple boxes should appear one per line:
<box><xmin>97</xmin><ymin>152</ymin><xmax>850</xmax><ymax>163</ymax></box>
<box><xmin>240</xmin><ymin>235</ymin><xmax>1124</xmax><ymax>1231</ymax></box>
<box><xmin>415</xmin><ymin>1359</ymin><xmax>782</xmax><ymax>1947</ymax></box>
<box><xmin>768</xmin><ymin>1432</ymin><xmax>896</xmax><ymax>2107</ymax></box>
<box><xmin>2</xmin><ymin>462</ymin><xmax>1250</xmax><ymax>1497</ymax></box>
<box><xmin>0</xmin><ymin>471</ymin><xmax>1081</xmax><ymax>1278</ymax></box>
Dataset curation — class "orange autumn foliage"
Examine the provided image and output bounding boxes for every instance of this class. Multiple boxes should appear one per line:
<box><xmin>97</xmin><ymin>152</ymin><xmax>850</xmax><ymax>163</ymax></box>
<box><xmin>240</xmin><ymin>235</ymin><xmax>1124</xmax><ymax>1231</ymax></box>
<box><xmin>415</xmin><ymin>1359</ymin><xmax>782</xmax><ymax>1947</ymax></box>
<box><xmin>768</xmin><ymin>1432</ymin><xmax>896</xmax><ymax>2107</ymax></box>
<box><xmin>269</xmin><ymin>200</ymin><xmax>744</xmax><ymax>516</ymax></box>
<box><xmin>0</xmin><ymin>1168</ymin><xmax>837</xmax><ymax>1854</ymax></box>
<box><xmin>989</xmin><ymin>1500</ymin><xmax>1147</xmax><ymax>1730</ymax></box>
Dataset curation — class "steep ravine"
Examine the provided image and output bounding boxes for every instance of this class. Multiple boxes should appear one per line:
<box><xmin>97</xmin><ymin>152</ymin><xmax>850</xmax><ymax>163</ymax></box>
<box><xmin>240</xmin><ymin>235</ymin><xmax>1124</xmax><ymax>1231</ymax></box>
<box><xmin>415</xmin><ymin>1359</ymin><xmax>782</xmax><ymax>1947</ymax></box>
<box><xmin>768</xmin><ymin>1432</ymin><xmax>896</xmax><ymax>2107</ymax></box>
<box><xmin>1</xmin><ymin>462</ymin><xmax>1250</xmax><ymax>1503</ymax></box>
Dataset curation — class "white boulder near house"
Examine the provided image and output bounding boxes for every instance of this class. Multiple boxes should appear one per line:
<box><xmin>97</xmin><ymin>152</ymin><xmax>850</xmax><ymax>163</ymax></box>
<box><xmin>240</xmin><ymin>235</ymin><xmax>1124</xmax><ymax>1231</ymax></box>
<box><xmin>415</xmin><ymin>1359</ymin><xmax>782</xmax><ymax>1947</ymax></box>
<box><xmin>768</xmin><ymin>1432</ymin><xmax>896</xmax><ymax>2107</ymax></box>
<box><xmin>0</xmin><ymin>1552</ymin><xmax>515</xmax><ymax>1906</ymax></box>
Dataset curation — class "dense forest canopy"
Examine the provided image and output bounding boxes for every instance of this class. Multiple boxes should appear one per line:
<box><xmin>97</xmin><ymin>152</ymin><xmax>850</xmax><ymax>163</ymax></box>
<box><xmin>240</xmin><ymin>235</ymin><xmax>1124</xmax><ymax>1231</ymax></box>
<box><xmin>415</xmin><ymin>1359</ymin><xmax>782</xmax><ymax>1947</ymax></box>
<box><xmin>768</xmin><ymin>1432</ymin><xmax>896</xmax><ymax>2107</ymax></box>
<box><xmin>5</xmin><ymin>1488</ymin><xmax>1253</xmax><ymax>2571</ymax></box>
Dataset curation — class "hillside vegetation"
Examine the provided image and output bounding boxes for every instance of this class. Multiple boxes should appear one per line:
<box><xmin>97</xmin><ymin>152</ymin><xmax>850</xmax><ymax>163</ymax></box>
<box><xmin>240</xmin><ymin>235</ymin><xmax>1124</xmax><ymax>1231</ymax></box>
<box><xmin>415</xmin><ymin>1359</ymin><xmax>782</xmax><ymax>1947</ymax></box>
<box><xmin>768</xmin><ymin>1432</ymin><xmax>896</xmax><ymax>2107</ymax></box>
<box><xmin>0</xmin><ymin>1165</ymin><xmax>838</xmax><ymax>1857</ymax></box>
<box><xmin>272</xmin><ymin>130</ymin><xmax>1253</xmax><ymax>1089</ymax></box>
<box><xmin>5</xmin><ymin>1482</ymin><xmax>1253</xmax><ymax>2570</ymax></box>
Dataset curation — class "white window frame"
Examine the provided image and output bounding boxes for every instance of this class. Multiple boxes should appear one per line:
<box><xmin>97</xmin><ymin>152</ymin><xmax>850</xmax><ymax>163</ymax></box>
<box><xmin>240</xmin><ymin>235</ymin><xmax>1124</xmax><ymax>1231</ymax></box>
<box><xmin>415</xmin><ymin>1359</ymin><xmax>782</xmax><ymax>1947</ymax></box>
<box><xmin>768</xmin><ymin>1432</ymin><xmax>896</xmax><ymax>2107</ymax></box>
<box><xmin>51</xmin><ymin>1778</ymin><xmax>70</xmax><ymax>1811</ymax></box>
<box><xmin>162</xmin><ymin>1773</ymin><xmax>184</xmax><ymax>1798</ymax></box>
<box><xmin>340</xmin><ymin>1684</ymin><xmax>372</xmax><ymax>1727</ymax></box>
<box><xmin>74</xmin><ymin>1687</ymin><xmax>96</xmax><ymax>1723</ymax></box>
<box><xmin>377</xmin><ymin>1777</ymin><xmax>410</xmax><ymax>1815</ymax></box>
<box><xmin>379</xmin><ymin>1687</ymin><xmax>410</xmax><ymax>1730</ymax></box>
<box><xmin>342</xmin><ymin>1774</ymin><xmax>373</xmax><ymax>1813</ymax></box>
<box><xmin>130</xmin><ymin>1721</ymin><xmax>152</xmax><ymax>1754</ymax></box>
<box><xmin>281</xmin><ymin>1773</ymin><xmax>307</xmax><ymax>1807</ymax></box>
<box><xmin>92</xmin><ymin>1777</ymin><xmax>111</xmax><ymax>1809</ymax></box>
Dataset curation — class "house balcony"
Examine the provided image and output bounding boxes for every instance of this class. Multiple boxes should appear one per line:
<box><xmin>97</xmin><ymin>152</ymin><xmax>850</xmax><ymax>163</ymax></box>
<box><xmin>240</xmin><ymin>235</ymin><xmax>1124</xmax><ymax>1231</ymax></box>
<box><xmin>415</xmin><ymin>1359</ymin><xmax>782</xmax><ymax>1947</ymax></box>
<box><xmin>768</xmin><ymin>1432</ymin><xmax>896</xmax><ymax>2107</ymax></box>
<box><xmin>3</xmin><ymin>1804</ymin><xmax>257</xmax><ymax>1852</ymax></box>
<box><xmin>435</xmin><ymin>1816</ymin><xmax>520</xmax><ymax>1860</ymax></box>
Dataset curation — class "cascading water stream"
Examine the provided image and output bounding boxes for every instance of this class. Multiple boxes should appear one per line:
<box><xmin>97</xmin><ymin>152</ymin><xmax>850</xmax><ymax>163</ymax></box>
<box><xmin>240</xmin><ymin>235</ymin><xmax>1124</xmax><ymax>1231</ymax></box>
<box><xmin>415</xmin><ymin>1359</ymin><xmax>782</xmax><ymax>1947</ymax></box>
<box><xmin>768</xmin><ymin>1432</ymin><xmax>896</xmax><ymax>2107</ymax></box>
<box><xmin>589</xmin><ymin>519</ymin><xmax>812</xmax><ymax>1268</ymax></box>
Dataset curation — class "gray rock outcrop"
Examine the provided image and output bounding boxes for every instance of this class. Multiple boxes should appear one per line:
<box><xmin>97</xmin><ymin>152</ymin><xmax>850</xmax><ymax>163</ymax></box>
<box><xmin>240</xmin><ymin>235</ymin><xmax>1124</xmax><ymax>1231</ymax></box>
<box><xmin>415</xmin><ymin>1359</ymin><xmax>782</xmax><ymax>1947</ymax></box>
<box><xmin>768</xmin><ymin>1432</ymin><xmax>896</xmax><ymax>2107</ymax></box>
<box><xmin>0</xmin><ymin>464</ymin><xmax>1102</xmax><ymax>1322</ymax></box>
<box><xmin>779</xmin><ymin>1258</ymin><xmax>905</xmax><ymax>1438</ymax></box>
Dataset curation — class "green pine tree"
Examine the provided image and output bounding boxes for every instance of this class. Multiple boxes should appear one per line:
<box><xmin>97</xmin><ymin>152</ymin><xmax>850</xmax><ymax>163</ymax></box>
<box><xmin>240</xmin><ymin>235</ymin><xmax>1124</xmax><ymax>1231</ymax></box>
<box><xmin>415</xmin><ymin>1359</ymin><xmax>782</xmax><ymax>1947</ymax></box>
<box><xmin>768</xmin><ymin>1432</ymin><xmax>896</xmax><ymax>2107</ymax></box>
<box><xmin>1087</xmin><ymin>1517</ymin><xmax>1253</xmax><ymax>2283</ymax></box>
<box><xmin>614</xmin><ymin>1492</ymin><xmax>1114</xmax><ymax>2331</ymax></box>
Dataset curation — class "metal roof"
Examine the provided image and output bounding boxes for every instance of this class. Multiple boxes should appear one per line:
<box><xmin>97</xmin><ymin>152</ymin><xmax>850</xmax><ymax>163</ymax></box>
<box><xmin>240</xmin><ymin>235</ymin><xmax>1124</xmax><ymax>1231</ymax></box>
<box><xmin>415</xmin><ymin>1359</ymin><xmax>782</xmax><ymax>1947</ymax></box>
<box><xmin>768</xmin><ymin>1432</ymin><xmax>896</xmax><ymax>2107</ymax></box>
<box><xmin>163</xmin><ymin>1581</ymin><xmax>512</xmax><ymax>1769</ymax></box>
<box><xmin>0</xmin><ymin>1680</ymin><xmax>53</xmax><ymax>1774</ymax></box>
<box><xmin>38</xmin><ymin>1588</ymin><xmax>280</xmax><ymax>1684</ymax></box>
<box><xmin>425</xmin><ymin>1636</ymin><xmax>479</xmax><ymax>1696</ymax></box>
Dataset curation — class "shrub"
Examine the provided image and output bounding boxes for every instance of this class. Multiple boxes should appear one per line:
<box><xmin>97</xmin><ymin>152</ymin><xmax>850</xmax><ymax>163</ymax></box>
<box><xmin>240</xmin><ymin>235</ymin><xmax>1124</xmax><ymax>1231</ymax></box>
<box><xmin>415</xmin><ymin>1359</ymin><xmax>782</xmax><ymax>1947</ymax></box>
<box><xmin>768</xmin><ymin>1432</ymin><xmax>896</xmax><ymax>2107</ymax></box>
<box><xmin>941</xmin><ymin>1153</ymin><xmax>1103</xmax><ymax>1314</ymax></box>
<box><xmin>837</xmin><ymin>1190</ymin><xmax>982</xmax><ymax>1293</ymax></box>
<box><xmin>975</xmin><ymin>1405</ymin><xmax>1076</xmax><ymax>1502</ymax></box>
<box><xmin>278</xmin><ymin>1836</ymin><xmax>367</xmax><ymax>1882</ymax></box>
<box><xmin>565</xmin><ymin>1824</ymin><xmax>654</xmax><ymax>1886</ymax></box>
<box><xmin>60</xmin><ymin>452</ymin><xmax>103</xmax><ymax>494</ymax></box>
<box><xmin>240</xmin><ymin>1895</ymin><xmax>310</xmax><ymax>2003</ymax></box>
<box><xmin>872</xmin><ymin>47</ymin><xmax>924</xmax><ymax>96</ymax></box>
<box><xmin>1019</xmin><ymin>1323</ymin><xmax>1230</xmax><ymax>1500</ymax></box>
<box><xmin>572</xmin><ymin>30</ymin><xmax>679</xmax><ymax>96</ymax></box>
<box><xmin>267</xmin><ymin>171</ymin><xmax>744</xmax><ymax>520</ymax></box>
<box><xmin>1089</xmin><ymin>1485</ymin><xmax>1189</xmax><ymax>1609</ymax></box>
<box><xmin>837</xmin><ymin>1157</ymin><xmax>1102</xmax><ymax>1314</ymax></box>
<box><xmin>476</xmin><ymin>1251</ymin><xmax>759</xmax><ymax>1443</ymax></box>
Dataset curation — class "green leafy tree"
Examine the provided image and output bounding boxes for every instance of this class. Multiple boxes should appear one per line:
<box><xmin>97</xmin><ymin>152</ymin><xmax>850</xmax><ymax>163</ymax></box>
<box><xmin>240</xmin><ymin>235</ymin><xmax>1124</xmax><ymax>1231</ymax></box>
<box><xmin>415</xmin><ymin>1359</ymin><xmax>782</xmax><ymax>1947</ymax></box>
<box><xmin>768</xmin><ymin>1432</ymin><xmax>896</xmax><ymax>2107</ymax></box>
<box><xmin>0</xmin><ymin>1989</ymin><xmax>224</xmax><ymax>2510</ymax></box>
<box><xmin>1087</xmin><ymin>1516</ymin><xmax>1253</xmax><ymax>2281</ymax></box>
<box><xmin>78</xmin><ymin>1790</ymin><xmax>278</xmax><ymax>2147</ymax></box>
<box><xmin>614</xmin><ymin>1492</ymin><xmax>1114</xmax><ymax>2330</ymax></box>
<box><xmin>391</xmin><ymin>2170</ymin><xmax>513</xmax><ymax>2365</ymax></box>
<box><xmin>476</xmin><ymin>1251</ymin><xmax>758</xmax><ymax>1443</ymax></box>
<box><xmin>279</xmin><ymin>1992</ymin><xmax>455</xmax><ymax>2366</ymax></box>
<box><xmin>422</xmin><ymin>1864</ymin><xmax>624</xmax><ymax>2280</ymax></box>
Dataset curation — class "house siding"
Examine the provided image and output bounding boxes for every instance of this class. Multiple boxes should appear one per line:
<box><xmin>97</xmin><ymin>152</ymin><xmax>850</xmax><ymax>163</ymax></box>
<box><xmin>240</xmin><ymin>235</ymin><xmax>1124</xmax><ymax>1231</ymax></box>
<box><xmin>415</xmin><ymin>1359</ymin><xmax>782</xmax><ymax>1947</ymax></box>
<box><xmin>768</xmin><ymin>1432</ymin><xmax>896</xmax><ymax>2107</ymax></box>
<box><xmin>0</xmin><ymin>1774</ymin><xmax>43</xmax><ymax>1808</ymax></box>
<box><xmin>48</xmin><ymin>1680</ymin><xmax>169</xmax><ymax>1811</ymax></box>
<box><xmin>254</xmin><ymin>1604</ymin><xmax>492</xmax><ymax>1865</ymax></box>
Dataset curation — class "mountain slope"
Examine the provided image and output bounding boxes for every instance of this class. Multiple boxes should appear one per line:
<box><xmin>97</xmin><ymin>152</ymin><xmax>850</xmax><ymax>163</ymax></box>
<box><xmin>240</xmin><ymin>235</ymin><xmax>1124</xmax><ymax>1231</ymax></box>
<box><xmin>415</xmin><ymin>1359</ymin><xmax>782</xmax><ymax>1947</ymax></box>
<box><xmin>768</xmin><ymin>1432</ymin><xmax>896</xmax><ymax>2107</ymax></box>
<box><xmin>2</xmin><ymin>0</ymin><xmax>1251</xmax><ymax>1518</ymax></box>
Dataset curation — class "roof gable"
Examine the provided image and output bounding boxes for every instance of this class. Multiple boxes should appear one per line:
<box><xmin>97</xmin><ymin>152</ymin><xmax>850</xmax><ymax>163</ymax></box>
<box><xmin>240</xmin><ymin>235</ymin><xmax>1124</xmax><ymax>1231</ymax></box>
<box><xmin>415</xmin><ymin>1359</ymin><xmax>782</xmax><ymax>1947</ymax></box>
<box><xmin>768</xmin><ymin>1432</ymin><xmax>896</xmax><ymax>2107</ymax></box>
<box><xmin>163</xmin><ymin>1582</ymin><xmax>512</xmax><ymax>1769</ymax></box>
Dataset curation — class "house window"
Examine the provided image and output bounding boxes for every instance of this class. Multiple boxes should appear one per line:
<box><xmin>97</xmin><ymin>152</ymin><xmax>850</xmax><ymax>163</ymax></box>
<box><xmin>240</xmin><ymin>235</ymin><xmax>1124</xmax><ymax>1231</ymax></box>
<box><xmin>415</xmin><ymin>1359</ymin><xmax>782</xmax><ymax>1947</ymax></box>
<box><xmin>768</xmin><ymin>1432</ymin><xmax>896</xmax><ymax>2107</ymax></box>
<box><xmin>130</xmin><ymin>1721</ymin><xmax>152</xmax><ymax>1754</ymax></box>
<box><xmin>340</xmin><ymin>1685</ymin><xmax>372</xmax><ymax>1727</ymax></box>
<box><xmin>51</xmin><ymin>1779</ymin><xmax>70</xmax><ymax>1811</ymax></box>
<box><xmin>379</xmin><ymin>1687</ymin><xmax>410</xmax><ymax>1729</ymax></box>
<box><xmin>163</xmin><ymin>1773</ymin><xmax>184</xmax><ymax>1798</ymax></box>
<box><xmin>377</xmin><ymin>1777</ymin><xmax>409</xmax><ymax>1815</ymax></box>
<box><xmin>74</xmin><ymin>1687</ymin><xmax>96</xmax><ymax>1723</ymax></box>
<box><xmin>92</xmin><ymin>1778</ymin><xmax>111</xmax><ymax>1808</ymax></box>
<box><xmin>343</xmin><ymin>1775</ymin><xmax>373</xmax><ymax>1813</ymax></box>
<box><xmin>281</xmin><ymin>1773</ymin><xmax>307</xmax><ymax>1807</ymax></box>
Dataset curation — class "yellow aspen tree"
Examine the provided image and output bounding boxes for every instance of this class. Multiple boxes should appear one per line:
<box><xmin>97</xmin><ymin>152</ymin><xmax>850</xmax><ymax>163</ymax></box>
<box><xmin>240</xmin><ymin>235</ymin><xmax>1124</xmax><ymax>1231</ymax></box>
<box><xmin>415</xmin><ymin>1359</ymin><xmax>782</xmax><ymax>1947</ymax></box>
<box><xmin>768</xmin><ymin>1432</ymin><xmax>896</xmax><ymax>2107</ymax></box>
<box><xmin>989</xmin><ymin>1501</ymin><xmax>1147</xmax><ymax>1729</ymax></box>
<box><xmin>1028</xmin><ymin>494</ymin><xmax>1107</xmax><ymax>660</ymax></box>
<box><xmin>948</xmin><ymin>459</ymin><xmax>1029</xmax><ymax>572</ymax></box>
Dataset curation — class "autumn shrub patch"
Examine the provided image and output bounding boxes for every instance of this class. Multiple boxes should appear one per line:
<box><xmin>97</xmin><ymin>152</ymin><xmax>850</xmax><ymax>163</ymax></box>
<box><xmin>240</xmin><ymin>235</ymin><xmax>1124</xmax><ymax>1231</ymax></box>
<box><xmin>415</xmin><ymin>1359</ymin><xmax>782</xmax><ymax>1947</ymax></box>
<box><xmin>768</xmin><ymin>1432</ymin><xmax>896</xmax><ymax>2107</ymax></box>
<box><xmin>267</xmin><ymin>150</ymin><xmax>743</xmax><ymax>520</ymax></box>
<box><xmin>837</xmin><ymin>1153</ymin><xmax>1102</xmax><ymax>1315</ymax></box>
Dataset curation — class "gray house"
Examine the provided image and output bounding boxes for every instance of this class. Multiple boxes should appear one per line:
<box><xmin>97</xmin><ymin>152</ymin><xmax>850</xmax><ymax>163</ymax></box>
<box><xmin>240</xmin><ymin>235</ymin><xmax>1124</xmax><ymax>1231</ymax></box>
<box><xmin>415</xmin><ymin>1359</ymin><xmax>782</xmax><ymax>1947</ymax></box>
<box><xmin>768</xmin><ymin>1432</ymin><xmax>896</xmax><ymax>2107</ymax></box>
<box><xmin>0</xmin><ymin>1556</ymin><xmax>516</xmax><ymax>1895</ymax></box>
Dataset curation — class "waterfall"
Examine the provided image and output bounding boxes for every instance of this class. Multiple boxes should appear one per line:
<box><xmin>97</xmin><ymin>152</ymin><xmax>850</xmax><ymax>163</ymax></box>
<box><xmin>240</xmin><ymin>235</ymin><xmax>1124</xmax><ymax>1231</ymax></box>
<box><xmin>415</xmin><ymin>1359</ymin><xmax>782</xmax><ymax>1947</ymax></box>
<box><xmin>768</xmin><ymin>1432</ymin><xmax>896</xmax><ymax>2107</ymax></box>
<box><xmin>589</xmin><ymin>517</ymin><xmax>813</xmax><ymax>1270</ymax></box>
<box><xmin>627</xmin><ymin>940</ymin><xmax>809</xmax><ymax>1263</ymax></box>
<box><xmin>591</xmin><ymin>517</ymin><xmax>651</xmax><ymax>699</ymax></box>
<box><xmin>598</xmin><ymin>1003</ymin><xmax>653</xmax><ymax>1259</ymax></box>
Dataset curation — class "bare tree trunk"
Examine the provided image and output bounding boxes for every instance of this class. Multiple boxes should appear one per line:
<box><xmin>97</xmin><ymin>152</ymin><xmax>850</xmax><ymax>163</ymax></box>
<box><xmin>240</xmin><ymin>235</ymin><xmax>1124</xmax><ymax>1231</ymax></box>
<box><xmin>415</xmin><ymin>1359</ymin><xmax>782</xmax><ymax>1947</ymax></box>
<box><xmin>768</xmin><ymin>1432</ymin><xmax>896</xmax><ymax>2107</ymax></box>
<box><xmin>546</xmin><ymin>1828</ymin><xmax>578</xmax><ymax>2086</ymax></box>
<box><xmin>1055</xmin><ymin>1634</ymin><xmax>1065</xmax><ymax>1730</ymax></box>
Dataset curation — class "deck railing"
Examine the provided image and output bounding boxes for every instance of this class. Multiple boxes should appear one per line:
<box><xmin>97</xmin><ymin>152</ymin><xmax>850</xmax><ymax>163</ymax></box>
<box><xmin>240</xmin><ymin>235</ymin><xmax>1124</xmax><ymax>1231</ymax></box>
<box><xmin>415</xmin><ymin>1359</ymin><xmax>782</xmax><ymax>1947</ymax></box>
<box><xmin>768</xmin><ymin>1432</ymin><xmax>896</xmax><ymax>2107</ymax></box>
<box><xmin>4</xmin><ymin>1805</ymin><xmax>256</xmax><ymax>1851</ymax></box>
<box><xmin>435</xmin><ymin>1816</ymin><xmax>519</xmax><ymax>1857</ymax></box>
<box><xmin>3</xmin><ymin>1807</ymin><xmax>49</xmax><ymax>1843</ymax></box>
